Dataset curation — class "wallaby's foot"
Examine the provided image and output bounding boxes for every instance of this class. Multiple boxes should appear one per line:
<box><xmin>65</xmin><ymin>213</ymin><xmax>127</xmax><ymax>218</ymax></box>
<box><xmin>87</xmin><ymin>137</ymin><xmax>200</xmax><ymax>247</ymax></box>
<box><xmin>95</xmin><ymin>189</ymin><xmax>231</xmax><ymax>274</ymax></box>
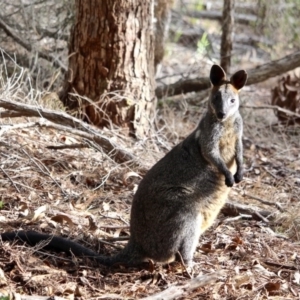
<box><xmin>225</xmin><ymin>173</ymin><xmax>235</xmax><ymax>187</ymax></box>
<box><xmin>234</xmin><ymin>169</ymin><xmax>243</xmax><ymax>183</ymax></box>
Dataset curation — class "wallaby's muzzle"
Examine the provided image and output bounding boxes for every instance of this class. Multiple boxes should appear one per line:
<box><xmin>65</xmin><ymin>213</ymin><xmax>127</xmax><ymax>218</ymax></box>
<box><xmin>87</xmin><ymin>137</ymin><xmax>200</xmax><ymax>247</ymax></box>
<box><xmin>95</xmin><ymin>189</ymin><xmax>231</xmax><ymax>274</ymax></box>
<box><xmin>217</xmin><ymin>111</ymin><xmax>226</xmax><ymax>120</ymax></box>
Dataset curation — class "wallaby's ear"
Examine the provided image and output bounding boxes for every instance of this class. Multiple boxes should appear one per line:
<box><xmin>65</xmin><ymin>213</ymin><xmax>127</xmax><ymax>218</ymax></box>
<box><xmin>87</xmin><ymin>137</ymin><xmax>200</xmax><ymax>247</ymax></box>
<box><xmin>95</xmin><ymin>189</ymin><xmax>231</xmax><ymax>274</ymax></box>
<box><xmin>210</xmin><ymin>65</ymin><xmax>226</xmax><ymax>86</ymax></box>
<box><xmin>230</xmin><ymin>70</ymin><xmax>248</xmax><ymax>90</ymax></box>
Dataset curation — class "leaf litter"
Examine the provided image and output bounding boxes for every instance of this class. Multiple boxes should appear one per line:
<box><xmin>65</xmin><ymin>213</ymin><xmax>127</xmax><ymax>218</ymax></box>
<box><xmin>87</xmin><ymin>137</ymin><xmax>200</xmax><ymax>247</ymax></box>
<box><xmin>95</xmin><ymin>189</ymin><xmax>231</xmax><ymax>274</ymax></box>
<box><xmin>0</xmin><ymin>87</ymin><xmax>299</xmax><ymax>299</ymax></box>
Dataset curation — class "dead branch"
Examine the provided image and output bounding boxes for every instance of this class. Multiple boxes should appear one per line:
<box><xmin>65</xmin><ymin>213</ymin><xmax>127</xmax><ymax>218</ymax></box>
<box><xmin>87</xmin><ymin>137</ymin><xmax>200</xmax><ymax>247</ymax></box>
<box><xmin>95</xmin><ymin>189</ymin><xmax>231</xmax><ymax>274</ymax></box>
<box><xmin>244</xmin><ymin>192</ymin><xmax>284</xmax><ymax>211</ymax></box>
<box><xmin>222</xmin><ymin>200</ymin><xmax>275</xmax><ymax>222</ymax></box>
<box><xmin>0</xmin><ymin>110</ymin><xmax>25</xmax><ymax>118</ymax></box>
<box><xmin>35</xmin><ymin>25</ymin><xmax>69</xmax><ymax>41</ymax></box>
<box><xmin>141</xmin><ymin>271</ymin><xmax>223</xmax><ymax>300</ymax></box>
<box><xmin>45</xmin><ymin>143</ymin><xmax>88</xmax><ymax>150</ymax></box>
<box><xmin>42</xmin><ymin>119</ymin><xmax>135</xmax><ymax>165</ymax></box>
<box><xmin>0</xmin><ymin>98</ymin><xmax>135</xmax><ymax>164</ymax></box>
<box><xmin>242</xmin><ymin>104</ymin><xmax>300</xmax><ymax>119</ymax></box>
<box><xmin>21</xmin><ymin>148</ymin><xmax>67</xmax><ymax>196</ymax></box>
<box><xmin>262</xmin><ymin>260</ymin><xmax>297</xmax><ymax>270</ymax></box>
<box><xmin>16</xmin><ymin>295</ymin><xmax>65</xmax><ymax>300</ymax></box>
<box><xmin>155</xmin><ymin>78</ymin><xmax>211</xmax><ymax>98</ymax></box>
<box><xmin>0</xmin><ymin>16</ymin><xmax>67</xmax><ymax>71</ymax></box>
<box><xmin>220</xmin><ymin>0</ymin><xmax>235</xmax><ymax>73</ymax></box>
<box><xmin>184</xmin><ymin>10</ymin><xmax>257</xmax><ymax>25</ymax></box>
<box><xmin>0</xmin><ymin>166</ymin><xmax>21</xmax><ymax>193</ymax></box>
<box><xmin>156</xmin><ymin>51</ymin><xmax>300</xmax><ymax>98</ymax></box>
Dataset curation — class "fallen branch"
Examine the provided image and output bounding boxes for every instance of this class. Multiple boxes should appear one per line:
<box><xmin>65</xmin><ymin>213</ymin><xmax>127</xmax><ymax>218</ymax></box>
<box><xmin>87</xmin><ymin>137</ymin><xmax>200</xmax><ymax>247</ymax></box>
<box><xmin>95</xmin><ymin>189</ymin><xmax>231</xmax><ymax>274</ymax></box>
<box><xmin>0</xmin><ymin>98</ymin><xmax>135</xmax><ymax>164</ymax></box>
<box><xmin>155</xmin><ymin>51</ymin><xmax>300</xmax><ymax>98</ymax></box>
<box><xmin>155</xmin><ymin>78</ymin><xmax>211</xmax><ymax>99</ymax></box>
<box><xmin>0</xmin><ymin>166</ymin><xmax>21</xmax><ymax>193</ymax></box>
<box><xmin>172</xmin><ymin>28</ymin><xmax>274</xmax><ymax>48</ymax></box>
<box><xmin>243</xmin><ymin>192</ymin><xmax>284</xmax><ymax>211</ymax></box>
<box><xmin>141</xmin><ymin>271</ymin><xmax>223</xmax><ymax>300</ymax></box>
<box><xmin>184</xmin><ymin>10</ymin><xmax>257</xmax><ymax>25</ymax></box>
<box><xmin>222</xmin><ymin>200</ymin><xmax>275</xmax><ymax>222</ymax></box>
<box><xmin>242</xmin><ymin>104</ymin><xmax>300</xmax><ymax>119</ymax></box>
<box><xmin>16</xmin><ymin>294</ymin><xmax>65</xmax><ymax>300</ymax></box>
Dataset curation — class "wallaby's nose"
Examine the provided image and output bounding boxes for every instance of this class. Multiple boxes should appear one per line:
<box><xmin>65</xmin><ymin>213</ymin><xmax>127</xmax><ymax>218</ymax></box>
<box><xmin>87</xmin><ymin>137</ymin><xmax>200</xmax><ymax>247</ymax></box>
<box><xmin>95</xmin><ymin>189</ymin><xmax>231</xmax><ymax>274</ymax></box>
<box><xmin>217</xmin><ymin>112</ymin><xmax>226</xmax><ymax>119</ymax></box>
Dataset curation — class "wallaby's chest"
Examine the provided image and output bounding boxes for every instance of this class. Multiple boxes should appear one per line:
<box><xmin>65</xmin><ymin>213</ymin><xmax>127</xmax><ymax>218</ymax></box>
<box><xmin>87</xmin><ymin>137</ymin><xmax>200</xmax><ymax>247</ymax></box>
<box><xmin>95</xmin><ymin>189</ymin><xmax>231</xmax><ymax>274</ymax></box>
<box><xmin>219</xmin><ymin>126</ymin><xmax>237</xmax><ymax>164</ymax></box>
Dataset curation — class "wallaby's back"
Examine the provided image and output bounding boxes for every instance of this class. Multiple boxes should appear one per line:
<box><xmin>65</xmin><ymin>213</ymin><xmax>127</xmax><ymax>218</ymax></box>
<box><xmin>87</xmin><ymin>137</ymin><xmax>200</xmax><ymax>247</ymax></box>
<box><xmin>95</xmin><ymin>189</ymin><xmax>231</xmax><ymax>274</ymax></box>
<box><xmin>1</xmin><ymin>65</ymin><xmax>248</xmax><ymax>268</ymax></box>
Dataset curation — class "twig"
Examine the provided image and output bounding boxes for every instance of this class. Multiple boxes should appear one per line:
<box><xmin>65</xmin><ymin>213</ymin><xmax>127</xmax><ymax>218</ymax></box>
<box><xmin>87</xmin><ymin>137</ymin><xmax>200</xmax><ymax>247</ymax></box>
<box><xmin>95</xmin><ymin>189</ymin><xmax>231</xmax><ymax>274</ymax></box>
<box><xmin>99</xmin><ymin>213</ymin><xmax>130</xmax><ymax>226</ymax></box>
<box><xmin>244</xmin><ymin>192</ymin><xmax>284</xmax><ymax>211</ymax></box>
<box><xmin>242</xmin><ymin>104</ymin><xmax>300</xmax><ymax>119</ymax></box>
<box><xmin>21</xmin><ymin>148</ymin><xmax>67</xmax><ymax>197</ymax></box>
<box><xmin>222</xmin><ymin>214</ymin><xmax>253</xmax><ymax>223</ymax></box>
<box><xmin>0</xmin><ymin>166</ymin><xmax>21</xmax><ymax>193</ymax></box>
<box><xmin>259</xmin><ymin>225</ymin><xmax>288</xmax><ymax>240</ymax></box>
<box><xmin>15</xmin><ymin>294</ymin><xmax>65</xmax><ymax>300</ymax></box>
<box><xmin>97</xmin><ymin>239</ymin><xmax>123</xmax><ymax>250</ymax></box>
<box><xmin>176</xmin><ymin>251</ymin><xmax>192</xmax><ymax>279</ymax></box>
<box><xmin>254</xmin><ymin>211</ymin><xmax>270</xmax><ymax>223</ymax></box>
<box><xmin>141</xmin><ymin>271</ymin><xmax>223</xmax><ymax>300</ymax></box>
<box><xmin>0</xmin><ymin>16</ymin><xmax>67</xmax><ymax>71</ymax></box>
<box><xmin>104</xmin><ymin>236</ymin><xmax>129</xmax><ymax>242</ymax></box>
<box><xmin>46</xmin><ymin>143</ymin><xmax>88</xmax><ymax>150</ymax></box>
<box><xmin>262</xmin><ymin>166</ymin><xmax>279</xmax><ymax>180</ymax></box>
<box><xmin>0</xmin><ymin>122</ymin><xmax>37</xmax><ymax>135</ymax></box>
<box><xmin>262</xmin><ymin>260</ymin><xmax>297</xmax><ymax>271</ymax></box>
<box><xmin>222</xmin><ymin>200</ymin><xmax>275</xmax><ymax>221</ymax></box>
<box><xmin>0</xmin><ymin>98</ymin><xmax>136</xmax><ymax>165</ymax></box>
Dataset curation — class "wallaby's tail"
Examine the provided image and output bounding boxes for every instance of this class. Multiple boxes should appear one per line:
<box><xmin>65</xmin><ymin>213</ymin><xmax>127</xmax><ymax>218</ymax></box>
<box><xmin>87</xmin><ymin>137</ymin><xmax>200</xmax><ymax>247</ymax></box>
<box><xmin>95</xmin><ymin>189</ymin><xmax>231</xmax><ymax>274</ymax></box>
<box><xmin>0</xmin><ymin>230</ymin><xmax>114</xmax><ymax>266</ymax></box>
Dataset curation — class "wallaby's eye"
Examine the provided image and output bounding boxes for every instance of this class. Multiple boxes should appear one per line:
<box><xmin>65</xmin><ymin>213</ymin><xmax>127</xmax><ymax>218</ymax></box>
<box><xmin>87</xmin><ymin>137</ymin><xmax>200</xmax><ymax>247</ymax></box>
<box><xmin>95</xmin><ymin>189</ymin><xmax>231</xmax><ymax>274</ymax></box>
<box><xmin>230</xmin><ymin>99</ymin><xmax>235</xmax><ymax>103</ymax></box>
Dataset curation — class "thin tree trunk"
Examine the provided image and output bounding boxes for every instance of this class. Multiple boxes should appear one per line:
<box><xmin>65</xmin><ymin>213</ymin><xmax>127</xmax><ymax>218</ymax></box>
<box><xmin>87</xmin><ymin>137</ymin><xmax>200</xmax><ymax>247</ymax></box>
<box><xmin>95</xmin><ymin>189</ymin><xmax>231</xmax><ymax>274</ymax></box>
<box><xmin>60</xmin><ymin>0</ymin><xmax>156</xmax><ymax>138</ymax></box>
<box><xmin>220</xmin><ymin>0</ymin><xmax>235</xmax><ymax>73</ymax></box>
<box><xmin>154</xmin><ymin>0</ymin><xmax>174</xmax><ymax>70</ymax></box>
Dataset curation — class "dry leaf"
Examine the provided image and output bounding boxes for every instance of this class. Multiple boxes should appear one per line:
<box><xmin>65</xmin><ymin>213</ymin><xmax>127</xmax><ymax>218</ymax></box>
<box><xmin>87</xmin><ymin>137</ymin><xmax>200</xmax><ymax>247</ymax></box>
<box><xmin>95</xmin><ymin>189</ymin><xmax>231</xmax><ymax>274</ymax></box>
<box><xmin>87</xmin><ymin>215</ymin><xmax>98</xmax><ymax>231</ymax></box>
<box><xmin>293</xmin><ymin>271</ymin><xmax>300</xmax><ymax>285</ymax></box>
<box><xmin>30</xmin><ymin>204</ymin><xmax>47</xmax><ymax>222</ymax></box>
<box><xmin>264</xmin><ymin>281</ymin><xmax>281</xmax><ymax>294</ymax></box>
<box><xmin>102</xmin><ymin>202</ymin><xmax>110</xmax><ymax>212</ymax></box>
<box><xmin>18</xmin><ymin>201</ymin><xmax>29</xmax><ymax>216</ymax></box>
<box><xmin>0</xmin><ymin>268</ymin><xmax>7</xmax><ymax>285</ymax></box>
<box><xmin>232</xmin><ymin>236</ymin><xmax>243</xmax><ymax>245</ymax></box>
<box><xmin>253</xmin><ymin>262</ymin><xmax>276</xmax><ymax>277</ymax></box>
<box><xmin>234</xmin><ymin>274</ymin><xmax>252</xmax><ymax>289</ymax></box>
<box><xmin>199</xmin><ymin>242</ymin><xmax>214</xmax><ymax>253</ymax></box>
<box><xmin>51</xmin><ymin>214</ymin><xmax>74</xmax><ymax>228</ymax></box>
<box><xmin>123</xmin><ymin>171</ymin><xmax>141</xmax><ymax>186</ymax></box>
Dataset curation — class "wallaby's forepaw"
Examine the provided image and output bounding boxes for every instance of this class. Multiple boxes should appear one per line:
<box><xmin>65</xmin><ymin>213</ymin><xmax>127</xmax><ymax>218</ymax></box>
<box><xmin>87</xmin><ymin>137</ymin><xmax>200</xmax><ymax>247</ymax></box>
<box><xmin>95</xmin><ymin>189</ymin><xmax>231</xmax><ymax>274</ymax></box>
<box><xmin>234</xmin><ymin>169</ymin><xmax>244</xmax><ymax>183</ymax></box>
<box><xmin>225</xmin><ymin>174</ymin><xmax>235</xmax><ymax>187</ymax></box>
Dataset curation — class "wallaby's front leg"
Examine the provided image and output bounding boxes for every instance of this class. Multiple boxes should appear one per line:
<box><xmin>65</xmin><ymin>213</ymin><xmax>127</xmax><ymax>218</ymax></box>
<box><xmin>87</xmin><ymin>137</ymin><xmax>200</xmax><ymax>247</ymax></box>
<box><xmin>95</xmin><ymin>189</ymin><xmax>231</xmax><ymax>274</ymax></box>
<box><xmin>202</xmin><ymin>146</ymin><xmax>235</xmax><ymax>187</ymax></box>
<box><xmin>234</xmin><ymin>137</ymin><xmax>244</xmax><ymax>183</ymax></box>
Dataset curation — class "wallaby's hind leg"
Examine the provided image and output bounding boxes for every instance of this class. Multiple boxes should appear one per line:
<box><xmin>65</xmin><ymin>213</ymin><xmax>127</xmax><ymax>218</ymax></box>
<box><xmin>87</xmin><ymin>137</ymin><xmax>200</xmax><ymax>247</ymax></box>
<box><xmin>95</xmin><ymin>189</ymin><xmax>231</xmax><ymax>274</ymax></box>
<box><xmin>178</xmin><ymin>215</ymin><xmax>202</xmax><ymax>267</ymax></box>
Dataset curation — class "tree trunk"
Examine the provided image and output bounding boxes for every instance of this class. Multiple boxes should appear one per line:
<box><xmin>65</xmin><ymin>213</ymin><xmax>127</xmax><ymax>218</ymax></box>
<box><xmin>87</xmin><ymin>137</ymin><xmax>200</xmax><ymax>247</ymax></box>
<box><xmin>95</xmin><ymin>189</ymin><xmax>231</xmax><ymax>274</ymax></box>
<box><xmin>60</xmin><ymin>0</ymin><xmax>156</xmax><ymax>138</ymax></box>
<box><xmin>220</xmin><ymin>0</ymin><xmax>235</xmax><ymax>73</ymax></box>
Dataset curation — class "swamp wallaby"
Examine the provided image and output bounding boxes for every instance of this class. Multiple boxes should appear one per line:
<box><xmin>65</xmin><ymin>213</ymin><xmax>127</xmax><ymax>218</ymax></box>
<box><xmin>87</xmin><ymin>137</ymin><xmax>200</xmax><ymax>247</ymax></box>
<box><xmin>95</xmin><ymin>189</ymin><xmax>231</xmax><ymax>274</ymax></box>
<box><xmin>1</xmin><ymin>65</ymin><xmax>247</xmax><ymax>268</ymax></box>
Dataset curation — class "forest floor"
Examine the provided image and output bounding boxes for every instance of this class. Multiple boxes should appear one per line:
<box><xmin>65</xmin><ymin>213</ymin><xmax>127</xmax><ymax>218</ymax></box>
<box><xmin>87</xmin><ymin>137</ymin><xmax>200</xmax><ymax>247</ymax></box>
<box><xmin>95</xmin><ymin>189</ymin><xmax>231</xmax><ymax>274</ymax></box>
<box><xmin>0</xmin><ymin>79</ymin><xmax>300</xmax><ymax>299</ymax></box>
